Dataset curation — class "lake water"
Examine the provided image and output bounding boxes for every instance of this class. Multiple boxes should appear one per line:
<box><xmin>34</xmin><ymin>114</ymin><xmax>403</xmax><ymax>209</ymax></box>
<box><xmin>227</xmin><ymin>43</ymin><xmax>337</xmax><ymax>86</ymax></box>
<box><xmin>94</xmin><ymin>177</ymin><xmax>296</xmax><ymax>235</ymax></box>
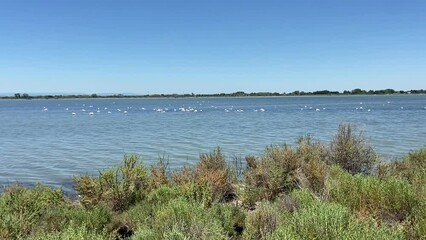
<box><xmin>1</xmin><ymin>95</ymin><xmax>425</xmax><ymax>193</ymax></box>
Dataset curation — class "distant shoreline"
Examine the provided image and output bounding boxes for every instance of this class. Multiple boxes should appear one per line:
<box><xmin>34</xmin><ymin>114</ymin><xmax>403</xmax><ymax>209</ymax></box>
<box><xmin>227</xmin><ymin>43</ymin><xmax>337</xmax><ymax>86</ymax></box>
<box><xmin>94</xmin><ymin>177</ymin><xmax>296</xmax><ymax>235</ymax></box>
<box><xmin>2</xmin><ymin>89</ymin><xmax>425</xmax><ymax>100</ymax></box>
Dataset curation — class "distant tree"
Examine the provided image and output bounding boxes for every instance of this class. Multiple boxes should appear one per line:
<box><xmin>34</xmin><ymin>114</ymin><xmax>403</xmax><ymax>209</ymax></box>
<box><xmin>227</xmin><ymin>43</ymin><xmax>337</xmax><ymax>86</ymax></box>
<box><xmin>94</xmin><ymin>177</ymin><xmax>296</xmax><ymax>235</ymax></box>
<box><xmin>22</xmin><ymin>93</ymin><xmax>29</xmax><ymax>99</ymax></box>
<box><xmin>351</xmin><ymin>88</ymin><xmax>365</xmax><ymax>95</ymax></box>
<box><xmin>91</xmin><ymin>93</ymin><xmax>98</xmax><ymax>98</ymax></box>
<box><xmin>14</xmin><ymin>93</ymin><xmax>21</xmax><ymax>98</ymax></box>
<box><xmin>234</xmin><ymin>91</ymin><xmax>246</xmax><ymax>96</ymax></box>
<box><xmin>384</xmin><ymin>89</ymin><xmax>395</xmax><ymax>94</ymax></box>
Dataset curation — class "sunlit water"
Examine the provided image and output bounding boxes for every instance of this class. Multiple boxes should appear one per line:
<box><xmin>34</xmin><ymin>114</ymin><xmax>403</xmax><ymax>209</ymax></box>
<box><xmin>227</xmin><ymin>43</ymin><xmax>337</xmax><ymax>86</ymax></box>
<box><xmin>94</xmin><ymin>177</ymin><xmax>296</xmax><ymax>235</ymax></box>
<box><xmin>1</xmin><ymin>95</ymin><xmax>425</xmax><ymax>193</ymax></box>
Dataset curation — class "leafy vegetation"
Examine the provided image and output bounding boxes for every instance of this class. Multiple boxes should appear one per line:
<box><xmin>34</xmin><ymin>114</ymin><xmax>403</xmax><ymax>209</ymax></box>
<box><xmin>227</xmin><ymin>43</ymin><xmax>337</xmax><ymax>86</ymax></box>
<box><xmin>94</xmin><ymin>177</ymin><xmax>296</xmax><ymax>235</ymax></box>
<box><xmin>1</xmin><ymin>124</ymin><xmax>425</xmax><ymax>239</ymax></box>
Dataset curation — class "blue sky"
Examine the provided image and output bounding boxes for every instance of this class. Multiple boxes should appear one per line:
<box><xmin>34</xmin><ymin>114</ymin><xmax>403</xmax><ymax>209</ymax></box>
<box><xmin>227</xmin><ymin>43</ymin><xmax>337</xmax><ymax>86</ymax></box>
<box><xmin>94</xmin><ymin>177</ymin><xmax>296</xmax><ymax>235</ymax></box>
<box><xmin>1</xmin><ymin>0</ymin><xmax>425</xmax><ymax>94</ymax></box>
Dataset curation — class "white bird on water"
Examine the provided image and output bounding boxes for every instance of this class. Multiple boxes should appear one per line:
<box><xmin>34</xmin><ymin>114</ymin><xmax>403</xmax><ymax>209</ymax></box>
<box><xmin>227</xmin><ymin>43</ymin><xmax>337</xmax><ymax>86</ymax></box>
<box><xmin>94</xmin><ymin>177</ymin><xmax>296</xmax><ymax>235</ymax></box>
<box><xmin>72</xmin><ymin>112</ymin><xmax>76</xmax><ymax>115</ymax></box>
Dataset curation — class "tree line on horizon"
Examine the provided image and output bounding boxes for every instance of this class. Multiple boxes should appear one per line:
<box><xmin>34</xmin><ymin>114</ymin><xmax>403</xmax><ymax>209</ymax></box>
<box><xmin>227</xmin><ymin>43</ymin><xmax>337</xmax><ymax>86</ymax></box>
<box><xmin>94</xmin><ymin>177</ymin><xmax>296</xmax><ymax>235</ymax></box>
<box><xmin>4</xmin><ymin>88</ymin><xmax>426</xmax><ymax>100</ymax></box>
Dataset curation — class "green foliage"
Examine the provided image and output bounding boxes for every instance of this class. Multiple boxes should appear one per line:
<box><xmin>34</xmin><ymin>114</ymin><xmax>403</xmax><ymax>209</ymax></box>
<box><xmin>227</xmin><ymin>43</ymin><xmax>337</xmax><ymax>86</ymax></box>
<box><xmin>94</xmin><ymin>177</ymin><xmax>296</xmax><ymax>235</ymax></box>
<box><xmin>292</xmin><ymin>201</ymin><xmax>350</xmax><ymax>239</ymax></box>
<box><xmin>268</xmin><ymin>226</ymin><xmax>301</xmax><ymax>240</ymax></box>
<box><xmin>379</xmin><ymin>147</ymin><xmax>426</xmax><ymax>182</ymax></box>
<box><xmin>328</xmin><ymin>124</ymin><xmax>378</xmax><ymax>174</ymax></box>
<box><xmin>152</xmin><ymin>197</ymin><xmax>227</xmax><ymax>239</ymax></box>
<box><xmin>149</xmin><ymin>157</ymin><xmax>169</xmax><ymax>190</ymax></box>
<box><xmin>289</xmin><ymin>188</ymin><xmax>316</xmax><ymax>208</ymax></box>
<box><xmin>343</xmin><ymin>218</ymin><xmax>405</xmax><ymax>240</ymax></box>
<box><xmin>131</xmin><ymin>227</ymin><xmax>156</xmax><ymax>240</ymax></box>
<box><xmin>328</xmin><ymin>166</ymin><xmax>417</xmax><ymax>222</ymax></box>
<box><xmin>243</xmin><ymin>136</ymin><xmax>328</xmax><ymax>204</ymax></box>
<box><xmin>0</xmin><ymin>184</ymin><xmax>66</xmax><ymax>239</ymax></box>
<box><xmin>74</xmin><ymin>154</ymin><xmax>148</xmax><ymax>211</ymax></box>
<box><xmin>196</xmin><ymin>147</ymin><xmax>235</xmax><ymax>202</ymax></box>
<box><xmin>210</xmin><ymin>203</ymin><xmax>246</xmax><ymax>238</ymax></box>
<box><xmin>39</xmin><ymin>203</ymin><xmax>112</xmax><ymax>235</ymax></box>
<box><xmin>267</xmin><ymin>198</ymin><xmax>404</xmax><ymax>240</ymax></box>
<box><xmin>412</xmin><ymin>202</ymin><xmax>426</xmax><ymax>239</ymax></box>
<box><xmin>243</xmin><ymin>202</ymin><xmax>282</xmax><ymax>240</ymax></box>
<box><xmin>171</xmin><ymin>147</ymin><xmax>234</xmax><ymax>204</ymax></box>
<box><xmin>295</xmin><ymin>136</ymin><xmax>329</xmax><ymax>196</ymax></box>
<box><xmin>147</xmin><ymin>184</ymin><xmax>183</xmax><ymax>207</ymax></box>
<box><xmin>28</xmin><ymin>224</ymin><xmax>105</xmax><ymax>240</ymax></box>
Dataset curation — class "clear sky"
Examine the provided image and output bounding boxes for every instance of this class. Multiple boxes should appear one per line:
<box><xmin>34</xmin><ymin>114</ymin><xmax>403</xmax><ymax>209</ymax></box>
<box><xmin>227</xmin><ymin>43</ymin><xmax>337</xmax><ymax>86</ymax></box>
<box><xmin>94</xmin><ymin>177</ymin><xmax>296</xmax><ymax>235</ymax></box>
<box><xmin>1</xmin><ymin>0</ymin><xmax>425</xmax><ymax>95</ymax></box>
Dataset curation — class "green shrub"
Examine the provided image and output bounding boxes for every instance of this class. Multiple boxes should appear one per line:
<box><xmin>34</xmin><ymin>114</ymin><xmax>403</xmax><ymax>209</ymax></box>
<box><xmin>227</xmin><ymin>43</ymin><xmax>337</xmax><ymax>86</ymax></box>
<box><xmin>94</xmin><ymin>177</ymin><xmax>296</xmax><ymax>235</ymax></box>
<box><xmin>379</xmin><ymin>147</ymin><xmax>426</xmax><ymax>183</ymax></box>
<box><xmin>343</xmin><ymin>218</ymin><xmax>405</xmax><ymax>240</ymax></box>
<box><xmin>289</xmin><ymin>188</ymin><xmax>316</xmax><ymax>208</ymax></box>
<box><xmin>28</xmin><ymin>224</ymin><xmax>105</xmax><ymax>240</ymax></box>
<box><xmin>153</xmin><ymin>197</ymin><xmax>227</xmax><ymax>239</ymax></box>
<box><xmin>196</xmin><ymin>147</ymin><xmax>235</xmax><ymax>202</ymax></box>
<box><xmin>409</xmin><ymin>201</ymin><xmax>426</xmax><ymax>239</ymax></box>
<box><xmin>147</xmin><ymin>185</ymin><xmax>182</xmax><ymax>207</ymax></box>
<box><xmin>243</xmin><ymin>136</ymin><xmax>328</xmax><ymax>203</ymax></box>
<box><xmin>123</xmin><ymin>203</ymin><xmax>152</xmax><ymax>231</ymax></box>
<box><xmin>181</xmin><ymin>181</ymin><xmax>214</xmax><ymax>207</ymax></box>
<box><xmin>329</xmin><ymin>166</ymin><xmax>417</xmax><ymax>222</ymax></box>
<box><xmin>171</xmin><ymin>148</ymin><xmax>234</xmax><ymax>204</ymax></box>
<box><xmin>131</xmin><ymin>227</ymin><xmax>157</xmax><ymax>240</ymax></box>
<box><xmin>243</xmin><ymin>145</ymin><xmax>301</xmax><ymax>202</ymax></box>
<box><xmin>292</xmin><ymin>201</ymin><xmax>350</xmax><ymax>239</ymax></box>
<box><xmin>295</xmin><ymin>136</ymin><xmax>329</xmax><ymax>196</ymax></box>
<box><xmin>243</xmin><ymin>202</ymin><xmax>282</xmax><ymax>240</ymax></box>
<box><xmin>163</xmin><ymin>227</ymin><xmax>191</xmax><ymax>240</ymax></box>
<box><xmin>0</xmin><ymin>184</ymin><xmax>66</xmax><ymax>239</ymax></box>
<box><xmin>39</xmin><ymin>203</ymin><xmax>112</xmax><ymax>235</ymax></box>
<box><xmin>210</xmin><ymin>203</ymin><xmax>246</xmax><ymax>238</ymax></box>
<box><xmin>328</xmin><ymin>124</ymin><xmax>378</xmax><ymax>174</ymax></box>
<box><xmin>74</xmin><ymin>154</ymin><xmax>148</xmax><ymax>211</ymax></box>
<box><xmin>268</xmin><ymin>226</ymin><xmax>301</xmax><ymax>240</ymax></box>
<box><xmin>149</xmin><ymin>157</ymin><xmax>169</xmax><ymax>190</ymax></box>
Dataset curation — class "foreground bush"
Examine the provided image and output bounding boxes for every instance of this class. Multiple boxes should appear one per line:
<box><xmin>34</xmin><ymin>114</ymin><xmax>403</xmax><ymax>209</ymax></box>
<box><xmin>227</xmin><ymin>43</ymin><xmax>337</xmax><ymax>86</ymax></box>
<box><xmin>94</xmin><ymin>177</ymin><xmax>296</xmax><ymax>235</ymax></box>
<box><xmin>243</xmin><ymin>202</ymin><xmax>283</xmax><ymax>240</ymax></box>
<box><xmin>28</xmin><ymin>224</ymin><xmax>105</xmax><ymax>240</ymax></box>
<box><xmin>328</xmin><ymin>166</ymin><xmax>417</xmax><ymax>223</ymax></box>
<box><xmin>379</xmin><ymin>147</ymin><xmax>426</xmax><ymax>182</ymax></box>
<box><xmin>328</xmin><ymin>124</ymin><xmax>378</xmax><ymax>174</ymax></box>
<box><xmin>243</xmin><ymin>136</ymin><xmax>328</xmax><ymax>205</ymax></box>
<box><xmin>151</xmin><ymin>197</ymin><xmax>227</xmax><ymax>239</ymax></box>
<box><xmin>3</xmin><ymin>125</ymin><xmax>426</xmax><ymax>239</ymax></box>
<box><xmin>0</xmin><ymin>184</ymin><xmax>67</xmax><ymax>239</ymax></box>
<box><xmin>172</xmin><ymin>147</ymin><xmax>235</xmax><ymax>204</ymax></box>
<box><xmin>74</xmin><ymin>154</ymin><xmax>148</xmax><ymax>211</ymax></box>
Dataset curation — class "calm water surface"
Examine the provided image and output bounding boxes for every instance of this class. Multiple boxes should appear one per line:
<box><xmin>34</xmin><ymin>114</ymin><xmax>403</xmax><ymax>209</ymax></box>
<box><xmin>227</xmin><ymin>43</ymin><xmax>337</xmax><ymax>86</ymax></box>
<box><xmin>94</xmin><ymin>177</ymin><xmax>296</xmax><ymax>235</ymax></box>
<box><xmin>1</xmin><ymin>95</ymin><xmax>425</xmax><ymax>193</ymax></box>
